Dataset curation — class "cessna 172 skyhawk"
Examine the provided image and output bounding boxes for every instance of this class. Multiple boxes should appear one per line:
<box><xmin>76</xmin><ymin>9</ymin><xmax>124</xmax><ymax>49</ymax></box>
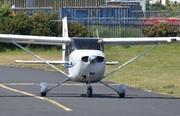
<box><xmin>0</xmin><ymin>17</ymin><xmax>179</xmax><ymax>98</ymax></box>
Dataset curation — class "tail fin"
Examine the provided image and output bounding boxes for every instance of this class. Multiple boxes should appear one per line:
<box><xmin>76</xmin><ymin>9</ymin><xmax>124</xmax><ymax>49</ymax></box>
<box><xmin>62</xmin><ymin>16</ymin><xmax>69</xmax><ymax>38</ymax></box>
<box><xmin>62</xmin><ymin>17</ymin><xmax>68</xmax><ymax>63</ymax></box>
<box><xmin>62</xmin><ymin>44</ymin><xmax>66</xmax><ymax>62</ymax></box>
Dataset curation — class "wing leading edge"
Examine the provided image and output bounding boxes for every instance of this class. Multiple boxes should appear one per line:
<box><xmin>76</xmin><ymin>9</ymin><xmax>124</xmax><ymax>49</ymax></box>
<box><xmin>0</xmin><ymin>35</ymin><xmax>179</xmax><ymax>46</ymax></box>
<box><xmin>0</xmin><ymin>34</ymin><xmax>71</xmax><ymax>45</ymax></box>
<box><xmin>103</xmin><ymin>37</ymin><xmax>178</xmax><ymax>45</ymax></box>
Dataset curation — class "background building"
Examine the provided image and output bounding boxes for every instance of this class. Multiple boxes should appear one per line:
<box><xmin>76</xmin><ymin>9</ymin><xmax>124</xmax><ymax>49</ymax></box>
<box><xmin>149</xmin><ymin>0</ymin><xmax>180</xmax><ymax>5</ymax></box>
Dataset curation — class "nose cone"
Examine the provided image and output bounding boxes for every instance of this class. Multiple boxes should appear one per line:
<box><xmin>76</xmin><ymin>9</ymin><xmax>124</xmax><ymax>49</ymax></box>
<box><xmin>89</xmin><ymin>55</ymin><xmax>97</xmax><ymax>64</ymax></box>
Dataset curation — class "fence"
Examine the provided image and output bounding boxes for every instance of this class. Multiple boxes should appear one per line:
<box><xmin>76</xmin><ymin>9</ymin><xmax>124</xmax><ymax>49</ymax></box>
<box><xmin>132</xmin><ymin>10</ymin><xmax>180</xmax><ymax>18</ymax></box>
<box><xmin>78</xmin><ymin>18</ymin><xmax>144</xmax><ymax>38</ymax></box>
<box><xmin>1</xmin><ymin>0</ymin><xmax>180</xmax><ymax>18</ymax></box>
<box><xmin>0</xmin><ymin>0</ymin><xmax>26</xmax><ymax>7</ymax></box>
<box><xmin>71</xmin><ymin>18</ymin><xmax>180</xmax><ymax>38</ymax></box>
<box><xmin>0</xmin><ymin>0</ymin><xmax>107</xmax><ymax>12</ymax></box>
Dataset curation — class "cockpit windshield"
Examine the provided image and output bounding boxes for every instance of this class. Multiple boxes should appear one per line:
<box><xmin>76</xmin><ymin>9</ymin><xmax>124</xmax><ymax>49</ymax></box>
<box><xmin>72</xmin><ymin>38</ymin><xmax>103</xmax><ymax>51</ymax></box>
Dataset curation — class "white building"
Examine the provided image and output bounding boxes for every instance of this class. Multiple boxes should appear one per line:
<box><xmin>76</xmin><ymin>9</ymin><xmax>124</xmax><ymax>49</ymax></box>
<box><xmin>106</xmin><ymin>0</ymin><xmax>146</xmax><ymax>10</ymax></box>
<box><xmin>149</xmin><ymin>0</ymin><xmax>180</xmax><ymax>6</ymax></box>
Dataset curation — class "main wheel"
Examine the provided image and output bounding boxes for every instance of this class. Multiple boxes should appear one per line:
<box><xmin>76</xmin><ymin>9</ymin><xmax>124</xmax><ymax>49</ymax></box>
<box><xmin>87</xmin><ymin>87</ymin><xmax>92</xmax><ymax>97</ymax></box>
<box><xmin>41</xmin><ymin>92</ymin><xmax>47</xmax><ymax>97</ymax></box>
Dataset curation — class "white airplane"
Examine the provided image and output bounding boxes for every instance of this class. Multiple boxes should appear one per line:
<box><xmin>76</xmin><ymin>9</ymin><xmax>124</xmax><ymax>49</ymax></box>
<box><xmin>0</xmin><ymin>17</ymin><xmax>179</xmax><ymax>98</ymax></box>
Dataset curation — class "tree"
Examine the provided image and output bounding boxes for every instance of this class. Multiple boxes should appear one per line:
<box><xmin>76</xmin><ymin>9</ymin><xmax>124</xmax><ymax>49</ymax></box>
<box><xmin>146</xmin><ymin>2</ymin><xmax>167</xmax><ymax>10</ymax></box>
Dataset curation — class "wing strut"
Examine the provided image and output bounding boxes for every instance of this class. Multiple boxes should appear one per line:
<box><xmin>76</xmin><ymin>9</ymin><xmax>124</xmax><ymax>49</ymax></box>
<box><xmin>47</xmin><ymin>78</ymin><xmax>70</xmax><ymax>92</ymax></box>
<box><xmin>103</xmin><ymin>43</ymin><xmax>161</xmax><ymax>79</ymax></box>
<box><xmin>99</xmin><ymin>80</ymin><xmax>119</xmax><ymax>93</ymax></box>
<box><xmin>12</xmin><ymin>40</ymin><xmax>70</xmax><ymax>78</ymax></box>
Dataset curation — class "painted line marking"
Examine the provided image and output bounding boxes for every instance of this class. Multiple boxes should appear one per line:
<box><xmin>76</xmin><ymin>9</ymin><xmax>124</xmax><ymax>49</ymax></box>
<box><xmin>0</xmin><ymin>84</ymin><xmax>72</xmax><ymax>111</ymax></box>
<box><xmin>1</xmin><ymin>83</ymin><xmax>118</xmax><ymax>86</ymax></box>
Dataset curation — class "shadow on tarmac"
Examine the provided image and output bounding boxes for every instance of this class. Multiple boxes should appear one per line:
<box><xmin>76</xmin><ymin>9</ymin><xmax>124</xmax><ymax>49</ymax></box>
<box><xmin>0</xmin><ymin>93</ymin><xmax>179</xmax><ymax>99</ymax></box>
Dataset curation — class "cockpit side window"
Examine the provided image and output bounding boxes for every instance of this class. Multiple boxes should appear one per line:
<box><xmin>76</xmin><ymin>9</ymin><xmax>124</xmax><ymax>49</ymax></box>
<box><xmin>65</xmin><ymin>43</ymin><xmax>73</xmax><ymax>58</ymax></box>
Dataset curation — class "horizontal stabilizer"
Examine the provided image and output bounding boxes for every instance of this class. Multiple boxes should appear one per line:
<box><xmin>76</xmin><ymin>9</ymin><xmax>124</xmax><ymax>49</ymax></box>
<box><xmin>106</xmin><ymin>61</ymin><xmax>118</xmax><ymax>65</ymax></box>
<box><xmin>15</xmin><ymin>60</ymin><xmax>66</xmax><ymax>64</ymax></box>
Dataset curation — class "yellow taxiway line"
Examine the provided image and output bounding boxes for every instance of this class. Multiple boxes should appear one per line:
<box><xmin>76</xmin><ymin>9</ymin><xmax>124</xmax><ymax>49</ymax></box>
<box><xmin>0</xmin><ymin>84</ymin><xmax>72</xmax><ymax>111</ymax></box>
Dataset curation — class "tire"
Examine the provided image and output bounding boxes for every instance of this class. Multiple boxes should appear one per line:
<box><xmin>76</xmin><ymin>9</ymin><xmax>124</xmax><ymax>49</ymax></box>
<box><xmin>119</xmin><ymin>93</ymin><xmax>125</xmax><ymax>98</ymax></box>
<box><xmin>87</xmin><ymin>88</ymin><xmax>92</xmax><ymax>97</ymax></box>
<box><xmin>41</xmin><ymin>92</ymin><xmax>46</xmax><ymax>97</ymax></box>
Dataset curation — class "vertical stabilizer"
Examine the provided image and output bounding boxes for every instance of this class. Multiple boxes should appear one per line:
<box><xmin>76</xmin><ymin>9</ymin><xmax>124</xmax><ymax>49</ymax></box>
<box><xmin>62</xmin><ymin>44</ymin><xmax>66</xmax><ymax>62</ymax></box>
<box><xmin>62</xmin><ymin>17</ymin><xmax>69</xmax><ymax>38</ymax></box>
<box><xmin>62</xmin><ymin>17</ymin><xmax>68</xmax><ymax>63</ymax></box>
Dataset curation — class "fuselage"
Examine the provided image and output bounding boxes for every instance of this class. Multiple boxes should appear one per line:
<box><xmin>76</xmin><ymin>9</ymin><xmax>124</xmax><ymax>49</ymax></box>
<box><xmin>64</xmin><ymin>38</ymin><xmax>106</xmax><ymax>83</ymax></box>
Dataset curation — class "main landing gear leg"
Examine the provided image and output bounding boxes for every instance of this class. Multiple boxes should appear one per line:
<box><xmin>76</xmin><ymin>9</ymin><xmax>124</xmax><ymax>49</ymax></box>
<box><xmin>86</xmin><ymin>84</ymin><xmax>93</xmax><ymax>97</ymax></box>
<box><xmin>99</xmin><ymin>81</ymin><xmax>126</xmax><ymax>98</ymax></box>
<box><xmin>40</xmin><ymin>78</ymin><xmax>70</xmax><ymax>97</ymax></box>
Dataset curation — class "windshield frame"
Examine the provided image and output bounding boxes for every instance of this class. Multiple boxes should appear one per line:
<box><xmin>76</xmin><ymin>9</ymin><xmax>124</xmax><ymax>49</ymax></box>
<box><xmin>71</xmin><ymin>38</ymin><xmax>103</xmax><ymax>51</ymax></box>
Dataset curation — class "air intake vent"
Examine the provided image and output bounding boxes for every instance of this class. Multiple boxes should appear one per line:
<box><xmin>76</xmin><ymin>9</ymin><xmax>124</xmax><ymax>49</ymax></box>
<box><xmin>82</xmin><ymin>56</ymin><xmax>89</xmax><ymax>62</ymax></box>
<box><xmin>97</xmin><ymin>56</ymin><xmax>104</xmax><ymax>63</ymax></box>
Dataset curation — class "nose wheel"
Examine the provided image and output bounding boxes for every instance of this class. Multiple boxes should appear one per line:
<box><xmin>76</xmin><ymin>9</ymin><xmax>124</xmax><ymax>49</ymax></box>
<box><xmin>87</xmin><ymin>84</ymin><xmax>93</xmax><ymax>97</ymax></box>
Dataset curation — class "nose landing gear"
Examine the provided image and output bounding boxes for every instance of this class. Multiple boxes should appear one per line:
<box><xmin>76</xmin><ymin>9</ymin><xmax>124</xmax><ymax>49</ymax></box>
<box><xmin>86</xmin><ymin>84</ymin><xmax>93</xmax><ymax>97</ymax></box>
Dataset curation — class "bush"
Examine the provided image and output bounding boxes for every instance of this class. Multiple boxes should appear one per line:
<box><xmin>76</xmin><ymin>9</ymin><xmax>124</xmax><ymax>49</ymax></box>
<box><xmin>2</xmin><ymin>12</ymin><xmax>32</xmax><ymax>34</ymax></box>
<box><xmin>143</xmin><ymin>23</ymin><xmax>178</xmax><ymax>37</ymax></box>
<box><xmin>30</xmin><ymin>13</ymin><xmax>59</xmax><ymax>36</ymax></box>
<box><xmin>68</xmin><ymin>23</ymin><xmax>93</xmax><ymax>37</ymax></box>
<box><xmin>0</xmin><ymin>0</ymin><xmax>11</xmax><ymax>18</ymax></box>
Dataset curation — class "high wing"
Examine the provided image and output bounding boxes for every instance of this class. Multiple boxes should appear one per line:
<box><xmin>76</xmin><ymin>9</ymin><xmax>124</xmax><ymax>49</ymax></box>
<box><xmin>102</xmin><ymin>37</ymin><xmax>179</xmax><ymax>45</ymax></box>
<box><xmin>0</xmin><ymin>35</ymin><xmax>178</xmax><ymax>45</ymax></box>
<box><xmin>0</xmin><ymin>34</ymin><xmax>70</xmax><ymax>45</ymax></box>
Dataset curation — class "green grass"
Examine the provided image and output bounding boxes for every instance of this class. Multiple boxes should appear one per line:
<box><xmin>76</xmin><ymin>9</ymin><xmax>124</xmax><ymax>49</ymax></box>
<box><xmin>0</xmin><ymin>48</ymin><xmax>63</xmax><ymax>70</ymax></box>
<box><xmin>104</xmin><ymin>44</ymin><xmax>180</xmax><ymax>97</ymax></box>
<box><xmin>1</xmin><ymin>44</ymin><xmax>180</xmax><ymax>97</ymax></box>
